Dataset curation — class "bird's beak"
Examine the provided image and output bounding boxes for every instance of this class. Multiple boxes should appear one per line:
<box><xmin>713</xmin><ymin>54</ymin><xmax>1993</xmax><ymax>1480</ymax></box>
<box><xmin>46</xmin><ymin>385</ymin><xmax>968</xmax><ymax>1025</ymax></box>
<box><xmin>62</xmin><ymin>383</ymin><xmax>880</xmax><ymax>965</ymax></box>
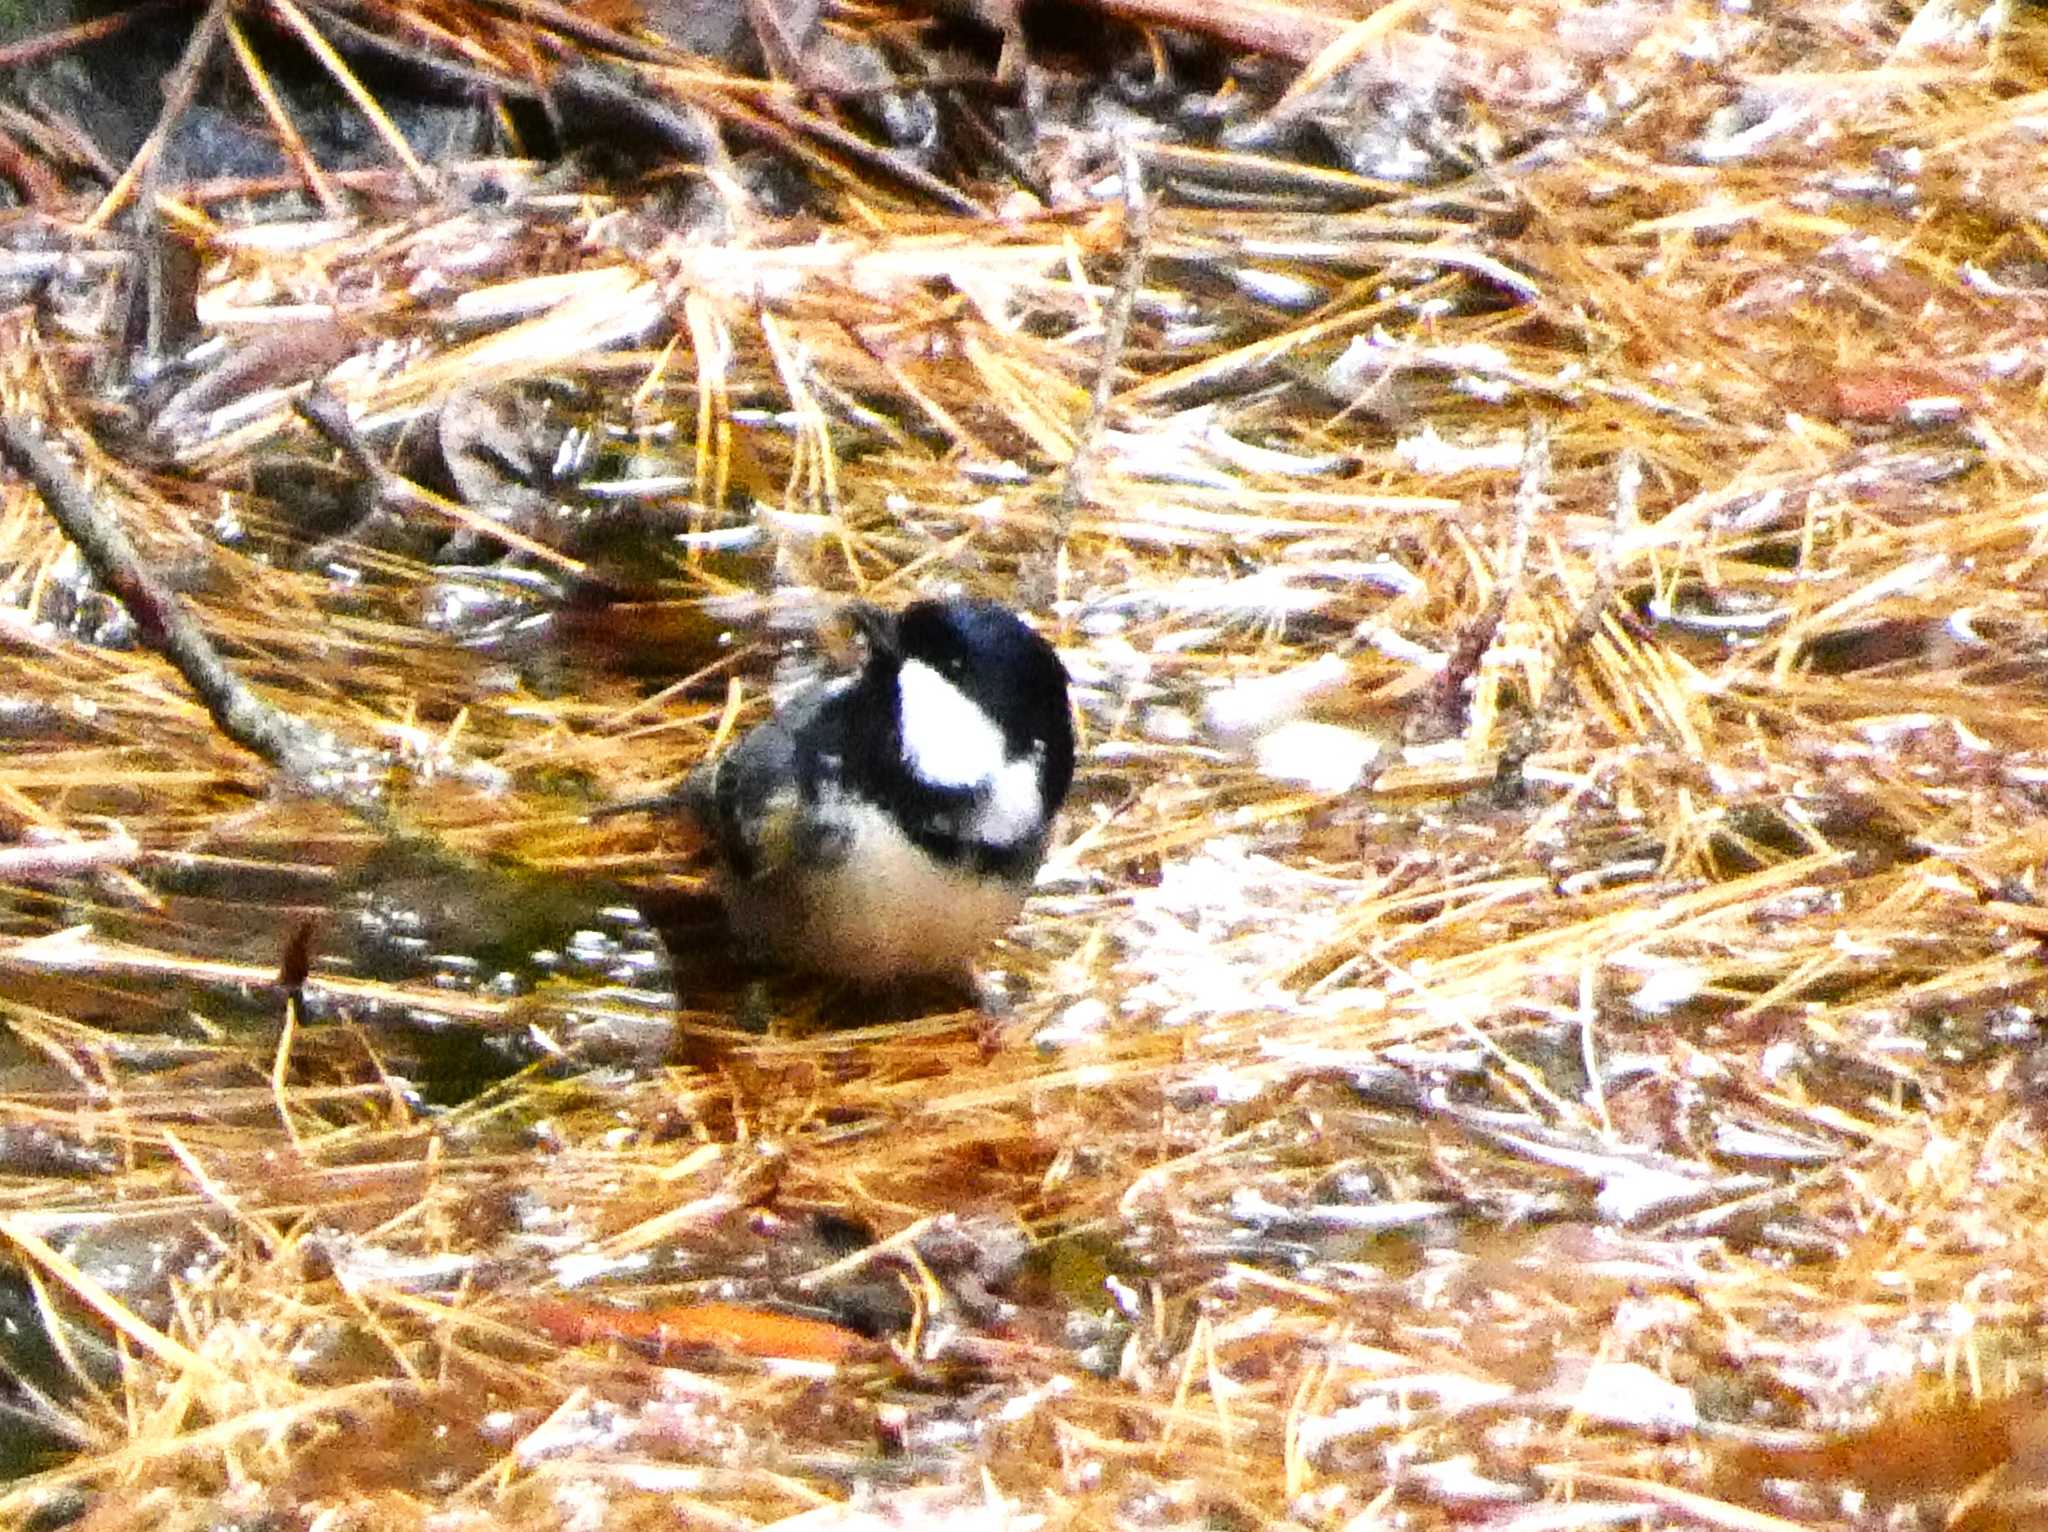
<box><xmin>849</xmin><ymin>601</ymin><xmax>899</xmax><ymax>660</ymax></box>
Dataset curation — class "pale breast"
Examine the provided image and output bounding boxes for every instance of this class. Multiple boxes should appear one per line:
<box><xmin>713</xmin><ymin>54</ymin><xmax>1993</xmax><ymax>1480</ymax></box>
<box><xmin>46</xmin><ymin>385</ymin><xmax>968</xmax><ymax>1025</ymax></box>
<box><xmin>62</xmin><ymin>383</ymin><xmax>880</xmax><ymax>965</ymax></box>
<box><xmin>721</xmin><ymin>800</ymin><xmax>1030</xmax><ymax>982</ymax></box>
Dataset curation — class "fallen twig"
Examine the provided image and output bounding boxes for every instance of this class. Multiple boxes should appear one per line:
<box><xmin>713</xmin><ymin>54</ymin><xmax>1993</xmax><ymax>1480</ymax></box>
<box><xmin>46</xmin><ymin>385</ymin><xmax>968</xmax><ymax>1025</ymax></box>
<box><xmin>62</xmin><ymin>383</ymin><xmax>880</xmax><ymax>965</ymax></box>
<box><xmin>1494</xmin><ymin>448</ymin><xmax>1636</xmax><ymax>796</ymax></box>
<box><xmin>0</xmin><ymin>416</ymin><xmax>368</xmax><ymax>797</ymax></box>
<box><xmin>1057</xmin><ymin>134</ymin><xmax>1151</xmax><ymax>550</ymax></box>
<box><xmin>86</xmin><ymin>0</ymin><xmax>229</xmax><ymax>230</ymax></box>
<box><xmin>1424</xmin><ymin>418</ymin><xmax>1547</xmax><ymax>741</ymax></box>
<box><xmin>0</xmin><ymin>0</ymin><xmax>180</xmax><ymax>70</ymax></box>
<box><xmin>0</xmin><ymin>834</ymin><xmax>142</xmax><ymax>882</ymax></box>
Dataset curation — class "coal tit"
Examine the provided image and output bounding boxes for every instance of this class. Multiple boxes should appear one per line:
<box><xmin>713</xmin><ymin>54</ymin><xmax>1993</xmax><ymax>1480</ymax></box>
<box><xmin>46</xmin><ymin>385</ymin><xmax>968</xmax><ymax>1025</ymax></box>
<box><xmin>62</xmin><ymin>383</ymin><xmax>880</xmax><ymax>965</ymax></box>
<box><xmin>683</xmin><ymin>596</ymin><xmax>1075</xmax><ymax>984</ymax></box>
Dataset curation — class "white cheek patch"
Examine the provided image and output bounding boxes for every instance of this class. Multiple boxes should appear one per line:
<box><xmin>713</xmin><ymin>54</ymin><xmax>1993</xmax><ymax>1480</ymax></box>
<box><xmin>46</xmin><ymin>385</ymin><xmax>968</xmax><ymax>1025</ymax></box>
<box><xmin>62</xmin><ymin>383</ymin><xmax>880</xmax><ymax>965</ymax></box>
<box><xmin>897</xmin><ymin>660</ymin><xmax>1008</xmax><ymax>789</ymax></box>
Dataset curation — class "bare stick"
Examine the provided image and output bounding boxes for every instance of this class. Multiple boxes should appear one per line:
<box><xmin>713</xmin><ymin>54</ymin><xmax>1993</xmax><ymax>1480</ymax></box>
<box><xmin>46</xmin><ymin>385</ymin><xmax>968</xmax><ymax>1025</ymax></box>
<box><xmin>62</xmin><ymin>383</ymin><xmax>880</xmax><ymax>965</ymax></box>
<box><xmin>0</xmin><ymin>835</ymin><xmax>142</xmax><ymax>881</ymax></box>
<box><xmin>1426</xmin><ymin>418</ymin><xmax>1546</xmax><ymax>739</ymax></box>
<box><xmin>1494</xmin><ymin>447</ymin><xmax>1637</xmax><ymax>797</ymax></box>
<box><xmin>1057</xmin><ymin>135</ymin><xmax>1151</xmax><ymax>542</ymax></box>
<box><xmin>86</xmin><ymin>0</ymin><xmax>230</xmax><ymax>230</ymax></box>
<box><xmin>0</xmin><ymin>0</ymin><xmax>179</xmax><ymax>70</ymax></box>
<box><xmin>0</xmin><ymin>416</ymin><xmax>351</xmax><ymax>791</ymax></box>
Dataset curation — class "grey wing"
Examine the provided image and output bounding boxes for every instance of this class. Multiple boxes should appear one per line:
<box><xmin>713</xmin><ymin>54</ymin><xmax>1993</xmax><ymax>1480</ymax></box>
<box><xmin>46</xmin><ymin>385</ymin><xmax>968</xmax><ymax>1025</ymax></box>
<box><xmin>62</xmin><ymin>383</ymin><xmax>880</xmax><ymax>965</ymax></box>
<box><xmin>684</xmin><ymin>683</ymin><xmax>845</xmax><ymax>881</ymax></box>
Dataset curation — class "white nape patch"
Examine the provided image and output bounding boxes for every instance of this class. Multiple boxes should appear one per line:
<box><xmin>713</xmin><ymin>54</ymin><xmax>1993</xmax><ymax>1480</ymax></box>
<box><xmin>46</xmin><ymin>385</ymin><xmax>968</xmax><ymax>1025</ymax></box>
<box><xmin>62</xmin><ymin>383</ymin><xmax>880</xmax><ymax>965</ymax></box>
<box><xmin>897</xmin><ymin>659</ymin><xmax>1008</xmax><ymax>788</ymax></box>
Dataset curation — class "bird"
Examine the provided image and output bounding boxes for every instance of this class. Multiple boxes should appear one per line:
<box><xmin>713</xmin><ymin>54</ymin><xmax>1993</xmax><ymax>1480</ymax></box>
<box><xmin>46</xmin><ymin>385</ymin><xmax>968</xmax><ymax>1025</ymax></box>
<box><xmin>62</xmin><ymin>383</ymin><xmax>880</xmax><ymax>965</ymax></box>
<box><xmin>674</xmin><ymin>596</ymin><xmax>1075</xmax><ymax>985</ymax></box>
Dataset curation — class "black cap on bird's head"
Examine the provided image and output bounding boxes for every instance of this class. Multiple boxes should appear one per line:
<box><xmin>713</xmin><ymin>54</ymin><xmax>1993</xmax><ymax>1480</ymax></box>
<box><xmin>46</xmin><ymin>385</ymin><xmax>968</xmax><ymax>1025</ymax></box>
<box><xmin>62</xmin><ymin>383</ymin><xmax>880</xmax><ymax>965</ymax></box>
<box><xmin>854</xmin><ymin>597</ymin><xmax>1075</xmax><ymax>812</ymax></box>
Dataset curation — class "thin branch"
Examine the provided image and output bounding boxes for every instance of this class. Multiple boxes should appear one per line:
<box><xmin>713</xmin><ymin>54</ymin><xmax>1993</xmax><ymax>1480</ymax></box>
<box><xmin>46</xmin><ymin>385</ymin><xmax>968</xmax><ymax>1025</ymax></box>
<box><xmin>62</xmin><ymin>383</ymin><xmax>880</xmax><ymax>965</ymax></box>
<box><xmin>0</xmin><ymin>834</ymin><xmax>142</xmax><ymax>881</ymax></box>
<box><xmin>85</xmin><ymin>0</ymin><xmax>231</xmax><ymax>231</ymax></box>
<box><xmin>1057</xmin><ymin>134</ymin><xmax>1152</xmax><ymax>546</ymax></box>
<box><xmin>0</xmin><ymin>416</ymin><xmax>365</xmax><ymax>796</ymax></box>
<box><xmin>0</xmin><ymin>0</ymin><xmax>181</xmax><ymax>70</ymax></box>
<box><xmin>469</xmin><ymin>0</ymin><xmax>681</xmax><ymax>66</ymax></box>
<box><xmin>303</xmin><ymin>1</ymin><xmax>539</xmax><ymax>101</ymax></box>
<box><xmin>1494</xmin><ymin>446</ymin><xmax>1637</xmax><ymax>797</ymax></box>
<box><xmin>1426</xmin><ymin>417</ymin><xmax>1546</xmax><ymax>739</ymax></box>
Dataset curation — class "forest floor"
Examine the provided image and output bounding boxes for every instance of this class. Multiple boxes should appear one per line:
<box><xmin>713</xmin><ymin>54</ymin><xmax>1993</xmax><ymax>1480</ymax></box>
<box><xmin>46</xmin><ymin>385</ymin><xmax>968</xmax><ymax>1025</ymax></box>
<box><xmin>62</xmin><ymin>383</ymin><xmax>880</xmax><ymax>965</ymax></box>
<box><xmin>3</xmin><ymin>1</ymin><xmax>2048</xmax><ymax>1528</ymax></box>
